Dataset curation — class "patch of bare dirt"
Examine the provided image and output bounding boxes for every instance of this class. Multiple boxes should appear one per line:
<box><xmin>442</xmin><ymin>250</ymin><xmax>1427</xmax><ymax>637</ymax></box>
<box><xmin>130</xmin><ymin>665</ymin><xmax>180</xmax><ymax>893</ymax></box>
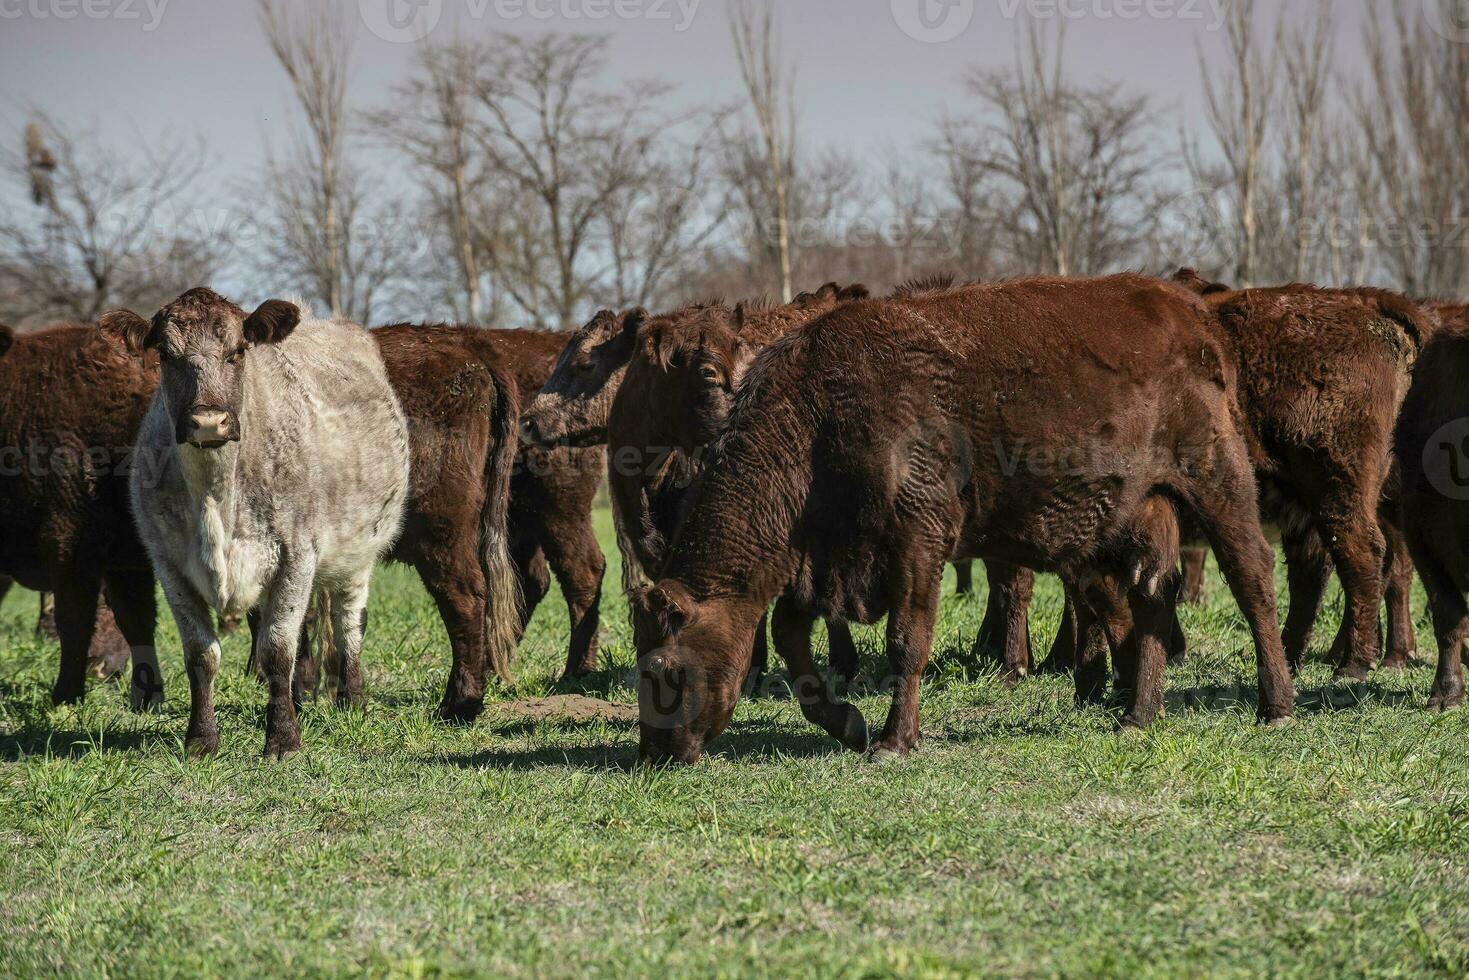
<box><xmin>488</xmin><ymin>695</ymin><xmax>638</xmax><ymax>724</ymax></box>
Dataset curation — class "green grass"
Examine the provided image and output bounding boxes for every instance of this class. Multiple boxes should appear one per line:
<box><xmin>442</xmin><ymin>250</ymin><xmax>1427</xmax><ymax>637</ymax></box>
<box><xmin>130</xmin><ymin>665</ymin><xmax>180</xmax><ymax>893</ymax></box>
<box><xmin>3</xmin><ymin>505</ymin><xmax>1469</xmax><ymax>977</ymax></box>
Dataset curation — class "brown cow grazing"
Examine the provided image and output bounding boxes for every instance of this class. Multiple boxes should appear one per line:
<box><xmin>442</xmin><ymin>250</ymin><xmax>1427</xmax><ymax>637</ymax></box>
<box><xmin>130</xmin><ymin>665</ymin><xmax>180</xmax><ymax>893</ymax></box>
<box><xmin>633</xmin><ymin>275</ymin><xmax>1294</xmax><ymax>764</ymax></box>
<box><xmin>370</xmin><ymin>326</ymin><xmax>522</xmax><ymax>721</ymax></box>
<box><xmin>1397</xmin><ymin>309</ymin><xmax>1469</xmax><ymax>709</ymax></box>
<box><xmin>598</xmin><ymin>285</ymin><xmax>868</xmax><ymax>679</ymax></box>
<box><xmin>0</xmin><ymin>322</ymin><xmax>160</xmax><ymax>709</ymax></box>
<box><xmin>1173</xmin><ymin>270</ymin><xmax>1430</xmax><ymax>678</ymax></box>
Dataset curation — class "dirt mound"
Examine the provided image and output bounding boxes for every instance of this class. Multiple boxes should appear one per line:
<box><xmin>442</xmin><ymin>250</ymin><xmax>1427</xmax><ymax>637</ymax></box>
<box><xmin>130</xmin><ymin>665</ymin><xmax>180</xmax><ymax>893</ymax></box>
<box><xmin>488</xmin><ymin>694</ymin><xmax>638</xmax><ymax>724</ymax></box>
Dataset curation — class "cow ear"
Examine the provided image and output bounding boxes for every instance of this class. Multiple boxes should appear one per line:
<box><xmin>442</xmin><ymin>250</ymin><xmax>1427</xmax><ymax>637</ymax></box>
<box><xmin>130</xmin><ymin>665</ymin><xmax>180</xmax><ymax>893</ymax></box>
<box><xmin>620</xmin><ymin>308</ymin><xmax>648</xmax><ymax>341</ymax></box>
<box><xmin>837</xmin><ymin>283</ymin><xmax>870</xmax><ymax>302</ymax></box>
<box><xmin>0</xmin><ymin>324</ymin><xmax>12</xmax><ymax>358</ymax></box>
<box><xmin>733</xmin><ymin>301</ymin><xmax>749</xmax><ymax>335</ymax></box>
<box><xmin>243</xmin><ymin>300</ymin><xmax>300</xmax><ymax>346</ymax></box>
<box><xmin>97</xmin><ymin>309</ymin><xmax>153</xmax><ymax>354</ymax></box>
<box><xmin>642</xmin><ymin>581</ymin><xmax>698</xmax><ymax>635</ymax></box>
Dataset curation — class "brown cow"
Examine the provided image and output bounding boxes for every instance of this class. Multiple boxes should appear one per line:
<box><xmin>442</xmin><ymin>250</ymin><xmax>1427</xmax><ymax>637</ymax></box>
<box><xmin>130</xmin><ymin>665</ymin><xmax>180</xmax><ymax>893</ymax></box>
<box><xmin>0</xmin><ymin>322</ymin><xmax>160</xmax><ymax>709</ymax></box>
<box><xmin>375</xmin><ymin>325</ymin><xmax>607</xmax><ymax>679</ymax></box>
<box><xmin>600</xmin><ymin>285</ymin><xmax>867</xmax><ymax>679</ymax></box>
<box><xmin>633</xmin><ymin>274</ymin><xmax>1294</xmax><ymax>764</ymax></box>
<box><xmin>1174</xmin><ymin>271</ymin><xmax>1429</xmax><ymax>677</ymax></box>
<box><xmin>1396</xmin><ymin>309</ymin><xmax>1469</xmax><ymax>709</ymax></box>
<box><xmin>369</xmin><ymin>325</ymin><xmax>522</xmax><ymax>721</ymax></box>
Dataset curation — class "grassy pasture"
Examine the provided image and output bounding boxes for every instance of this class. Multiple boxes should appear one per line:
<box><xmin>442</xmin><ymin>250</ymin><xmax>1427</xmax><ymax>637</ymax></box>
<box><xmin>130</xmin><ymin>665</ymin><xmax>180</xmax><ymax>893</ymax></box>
<box><xmin>2</xmin><ymin>504</ymin><xmax>1468</xmax><ymax>977</ymax></box>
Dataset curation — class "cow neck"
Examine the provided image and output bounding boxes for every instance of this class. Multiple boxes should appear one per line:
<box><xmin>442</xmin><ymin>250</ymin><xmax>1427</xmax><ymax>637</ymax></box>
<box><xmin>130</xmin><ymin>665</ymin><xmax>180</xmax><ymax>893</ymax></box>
<box><xmin>175</xmin><ymin>441</ymin><xmax>243</xmax><ymax>524</ymax></box>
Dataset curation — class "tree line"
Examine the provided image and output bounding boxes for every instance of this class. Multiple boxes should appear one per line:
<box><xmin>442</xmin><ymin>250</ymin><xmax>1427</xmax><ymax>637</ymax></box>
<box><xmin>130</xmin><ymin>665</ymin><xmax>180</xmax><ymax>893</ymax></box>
<box><xmin>2</xmin><ymin>0</ymin><xmax>1465</xmax><ymax>330</ymax></box>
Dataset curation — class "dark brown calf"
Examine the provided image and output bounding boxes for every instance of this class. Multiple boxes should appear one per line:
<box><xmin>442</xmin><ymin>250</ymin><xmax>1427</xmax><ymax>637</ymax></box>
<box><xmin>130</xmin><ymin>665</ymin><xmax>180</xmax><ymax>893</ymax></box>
<box><xmin>1176</xmin><ymin>272</ymin><xmax>1429</xmax><ymax>677</ymax></box>
<box><xmin>0</xmin><ymin>323</ymin><xmax>160</xmax><ymax>709</ymax></box>
<box><xmin>383</xmin><ymin>325</ymin><xmax>607</xmax><ymax>679</ymax></box>
<box><xmin>370</xmin><ymin>326</ymin><xmax>522</xmax><ymax>721</ymax></box>
<box><xmin>1396</xmin><ymin>312</ymin><xmax>1469</xmax><ymax>708</ymax></box>
<box><xmin>634</xmin><ymin>275</ymin><xmax>1294</xmax><ymax>764</ymax></box>
<box><xmin>603</xmin><ymin>285</ymin><xmax>868</xmax><ymax>680</ymax></box>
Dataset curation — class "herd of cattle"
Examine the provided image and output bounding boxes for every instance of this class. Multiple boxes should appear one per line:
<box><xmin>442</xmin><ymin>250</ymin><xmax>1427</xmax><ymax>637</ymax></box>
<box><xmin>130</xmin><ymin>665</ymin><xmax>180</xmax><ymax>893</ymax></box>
<box><xmin>1</xmin><ymin>270</ymin><xmax>1468</xmax><ymax>763</ymax></box>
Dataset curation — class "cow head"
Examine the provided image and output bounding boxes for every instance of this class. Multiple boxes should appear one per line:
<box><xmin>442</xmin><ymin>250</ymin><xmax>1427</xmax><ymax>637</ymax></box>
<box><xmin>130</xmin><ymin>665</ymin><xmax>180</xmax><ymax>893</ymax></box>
<box><xmin>521</xmin><ymin>308</ymin><xmax>646</xmax><ymax>447</ymax></box>
<box><xmin>633</xmin><ymin>580</ymin><xmax>756</xmax><ymax>765</ymax></box>
<box><xmin>0</xmin><ymin>324</ymin><xmax>12</xmax><ymax>359</ymax></box>
<box><xmin>635</xmin><ymin>305</ymin><xmax>753</xmax><ymax>453</ymax></box>
<box><xmin>99</xmin><ymin>288</ymin><xmax>299</xmax><ymax>449</ymax></box>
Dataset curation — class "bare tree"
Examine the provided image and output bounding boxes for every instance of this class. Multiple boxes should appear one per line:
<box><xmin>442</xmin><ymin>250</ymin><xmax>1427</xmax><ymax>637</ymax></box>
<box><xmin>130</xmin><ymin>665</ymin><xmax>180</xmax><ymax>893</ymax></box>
<box><xmin>0</xmin><ymin>114</ymin><xmax>225</xmax><ymax>326</ymax></box>
<box><xmin>1276</xmin><ymin>0</ymin><xmax>1336</xmax><ymax>282</ymax></box>
<box><xmin>462</xmin><ymin>34</ymin><xmax>679</xmax><ymax>328</ymax></box>
<box><xmin>729</xmin><ymin>0</ymin><xmax>797</xmax><ymax>302</ymax></box>
<box><xmin>1186</xmin><ymin>0</ymin><xmax>1276</xmax><ymax>288</ymax></box>
<box><xmin>1350</xmin><ymin>0</ymin><xmax>1469</xmax><ymax>297</ymax></box>
<box><xmin>951</xmin><ymin>21</ymin><xmax>1160</xmax><ymax>277</ymax></box>
<box><xmin>369</xmin><ymin>41</ymin><xmax>493</xmax><ymax>322</ymax></box>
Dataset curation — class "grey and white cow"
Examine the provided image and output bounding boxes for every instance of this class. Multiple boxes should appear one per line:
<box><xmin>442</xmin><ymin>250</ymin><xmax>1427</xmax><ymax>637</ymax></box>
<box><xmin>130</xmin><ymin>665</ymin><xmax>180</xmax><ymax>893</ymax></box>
<box><xmin>104</xmin><ymin>288</ymin><xmax>410</xmax><ymax>758</ymax></box>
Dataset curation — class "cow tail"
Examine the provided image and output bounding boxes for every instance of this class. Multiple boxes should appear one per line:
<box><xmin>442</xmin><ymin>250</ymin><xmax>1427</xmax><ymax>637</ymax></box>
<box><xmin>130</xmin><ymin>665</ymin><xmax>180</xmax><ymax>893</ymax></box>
<box><xmin>482</xmin><ymin>363</ymin><xmax>523</xmax><ymax>685</ymax></box>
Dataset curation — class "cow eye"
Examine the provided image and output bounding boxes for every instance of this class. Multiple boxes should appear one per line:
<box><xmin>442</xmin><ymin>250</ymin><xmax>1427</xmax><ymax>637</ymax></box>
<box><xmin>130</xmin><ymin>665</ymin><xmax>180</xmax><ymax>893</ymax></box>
<box><xmin>698</xmin><ymin>364</ymin><xmax>721</xmax><ymax>383</ymax></box>
<box><xmin>226</xmin><ymin>345</ymin><xmax>248</xmax><ymax>365</ymax></box>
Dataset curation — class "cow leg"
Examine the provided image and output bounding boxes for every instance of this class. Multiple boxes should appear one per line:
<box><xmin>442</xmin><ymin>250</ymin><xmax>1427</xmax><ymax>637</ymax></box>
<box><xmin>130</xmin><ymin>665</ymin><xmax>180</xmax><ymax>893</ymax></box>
<box><xmin>420</xmin><ymin>551</ymin><xmax>490</xmax><ymax>723</ymax></box>
<box><xmin>1410</xmin><ymin>539</ymin><xmax>1467</xmax><ymax>712</ymax></box>
<box><xmin>771</xmin><ymin>595</ymin><xmax>868</xmax><ymax>753</ymax></box>
<box><xmin>1072</xmin><ymin>592</ymin><xmax>1112</xmax><ymax>706</ymax></box>
<box><xmin>50</xmin><ymin>571</ymin><xmax>102</xmax><ymax>706</ymax></box>
<box><xmin>543</xmin><ymin>519</ymin><xmax>606</xmax><ymax>679</ymax></box>
<box><xmin>1166</xmin><ymin>600</ymin><xmax>1189</xmax><ymax>665</ymax></box>
<box><xmin>1380</xmin><ymin>519</ymin><xmax>1418</xmax><ymax>670</ymax></box>
<box><xmin>1035</xmin><ymin>587</ymin><xmax>1080</xmax><ymax>676</ymax></box>
<box><xmin>973</xmin><ymin>561</ymin><xmax>1034</xmax><ymax>684</ymax></box>
<box><xmin>953</xmin><ymin>560</ymin><xmax>974</xmax><ymax>596</ymax></box>
<box><xmin>258</xmin><ymin>567</ymin><xmax>316</xmax><ymax>759</ymax></box>
<box><xmin>0</xmin><ymin>575</ymin><xmax>12</xmax><ymax>607</ymax></box>
<box><xmin>152</xmin><ymin>566</ymin><xmax>224</xmax><ymax>757</ymax></box>
<box><xmin>85</xmin><ymin>597</ymin><xmax>132</xmax><ymax>681</ymax></box>
<box><xmin>1119</xmin><ymin>582</ymin><xmax>1177</xmax><ymax>730</ymax></box>
<box><xmin>36</xmin><ymin>591</ymin><xmax>58</xmax><ymax>639</ymax></box>
<box><xmin>746</xmin><ymin>611</ymin><xmax>770</xmax><ymax>691</ymax></box>
<box><xmin>871</xmin><ymin>557</ymin><xmax>944</xmax><ymax>759</ymax></box>
<box><xmin>826</xmin><ymin>619</ymin><xmax>859</xmax><ymax>682</ymax></box>
<box><xmin>1279</xmin><ymin>522</ymin><xmax>1332</xmax><ymax>673</ymax></box>
<box><xmin>1321</xmin><ymin>499</ymin><xmax>1388</xmax><ymax>681</ymax></box>
<box><xmin>511</xmin><ymin>538</ymin><xmax>550</xmax><ymax>640</ymax></box>
<box><xmin>103</xmin><ymin>568</ymin><xmax>161</xmax><ymax>712</ymax></box>
<box><xmin>1190</xmin><ymin>454</ymin><xmax>1295</xmax><ymax>724</ymax></box>
<box><xmin>1180</xmin><ymin>546</ymin><xmax>1208</xmax><ymax>604</ymax></box>
<box><xmin>329</xmin><ymin>573</ymin><xmax>372</xmax><ymax>712</ymax></box>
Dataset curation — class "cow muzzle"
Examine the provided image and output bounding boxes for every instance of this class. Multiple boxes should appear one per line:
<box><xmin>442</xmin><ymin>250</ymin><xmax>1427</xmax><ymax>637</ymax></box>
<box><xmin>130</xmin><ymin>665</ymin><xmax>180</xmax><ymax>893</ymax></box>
<box><xmin>182</xmin><ymin>408</ymin><xmax>239</xmax><ymax>449</ymax></box>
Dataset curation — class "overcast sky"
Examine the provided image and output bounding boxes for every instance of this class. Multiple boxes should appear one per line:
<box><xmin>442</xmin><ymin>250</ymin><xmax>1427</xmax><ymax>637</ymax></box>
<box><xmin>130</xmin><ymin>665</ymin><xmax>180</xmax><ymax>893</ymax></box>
<box><xmin>1</xmin><ymin>0</ymin><xmax>1383</xmax><ymax>183</ymax></box>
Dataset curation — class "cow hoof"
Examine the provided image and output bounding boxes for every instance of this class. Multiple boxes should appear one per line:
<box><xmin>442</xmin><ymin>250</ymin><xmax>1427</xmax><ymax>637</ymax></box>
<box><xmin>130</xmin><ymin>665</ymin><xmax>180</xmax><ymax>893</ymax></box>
<box><xmin>1427</xmin><ymin>693</ymin><xmax>1463</xmax><ymax>714</ymax></box>
<box><xmin>1378</xmin><ymin>655</ymin><xmax>1415</xmax><ymax>672</ymax></box>
<box><xmin>1116</xmin><ymin>716</ymin><xmax>1152</xmax><ymax>735</ymax></box>
<box><xmin>865</xmin><ymin>740</ymin><xmax>912</xmax><ymax>763</ymax></box>
<box><xmin>1259</xmin><ymin>714</ymin><xmax>1295</xmax><ymax>729</ymax></box>
<box><xmin>86</xmin><ymin>656</ymin><xmax>122</xmax><ymax>681</ymax></box>
<box><xmin>185</xmin><ymin>731</ymin><xmax>220</xmax><ymax>757</ymax></box>
<box><xmin>334</xmin><ymin>693</ymin><xmax>367</xmax><ymax>712</ymax></box>
<box><xmin>1333</xmin><ymin>662</ymin><xmax>1371</xmax><ymax>683</ymax></box>
<box><xmin>50</xmin><ymin>684</ymin><xmax>84</xmax><ymax>707</ymax></box>
<box><xmin>129</xmin><ymin>685</ymin><xmax>164</xmax><ymax>714</ymax></box>
<box><xmin>263</xmin><ymin>738</ymin><xmax>300</xmax><ymax>761</ymax></box>
<box><xmin>834</xmin><ymin>704</ymin><xmax>869</xmax><ymax>754</ymax></box>
<box><xmin>437</xmin><ymin>696</ymin><xmax>484</xmax><ymax>726</ymax></box>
